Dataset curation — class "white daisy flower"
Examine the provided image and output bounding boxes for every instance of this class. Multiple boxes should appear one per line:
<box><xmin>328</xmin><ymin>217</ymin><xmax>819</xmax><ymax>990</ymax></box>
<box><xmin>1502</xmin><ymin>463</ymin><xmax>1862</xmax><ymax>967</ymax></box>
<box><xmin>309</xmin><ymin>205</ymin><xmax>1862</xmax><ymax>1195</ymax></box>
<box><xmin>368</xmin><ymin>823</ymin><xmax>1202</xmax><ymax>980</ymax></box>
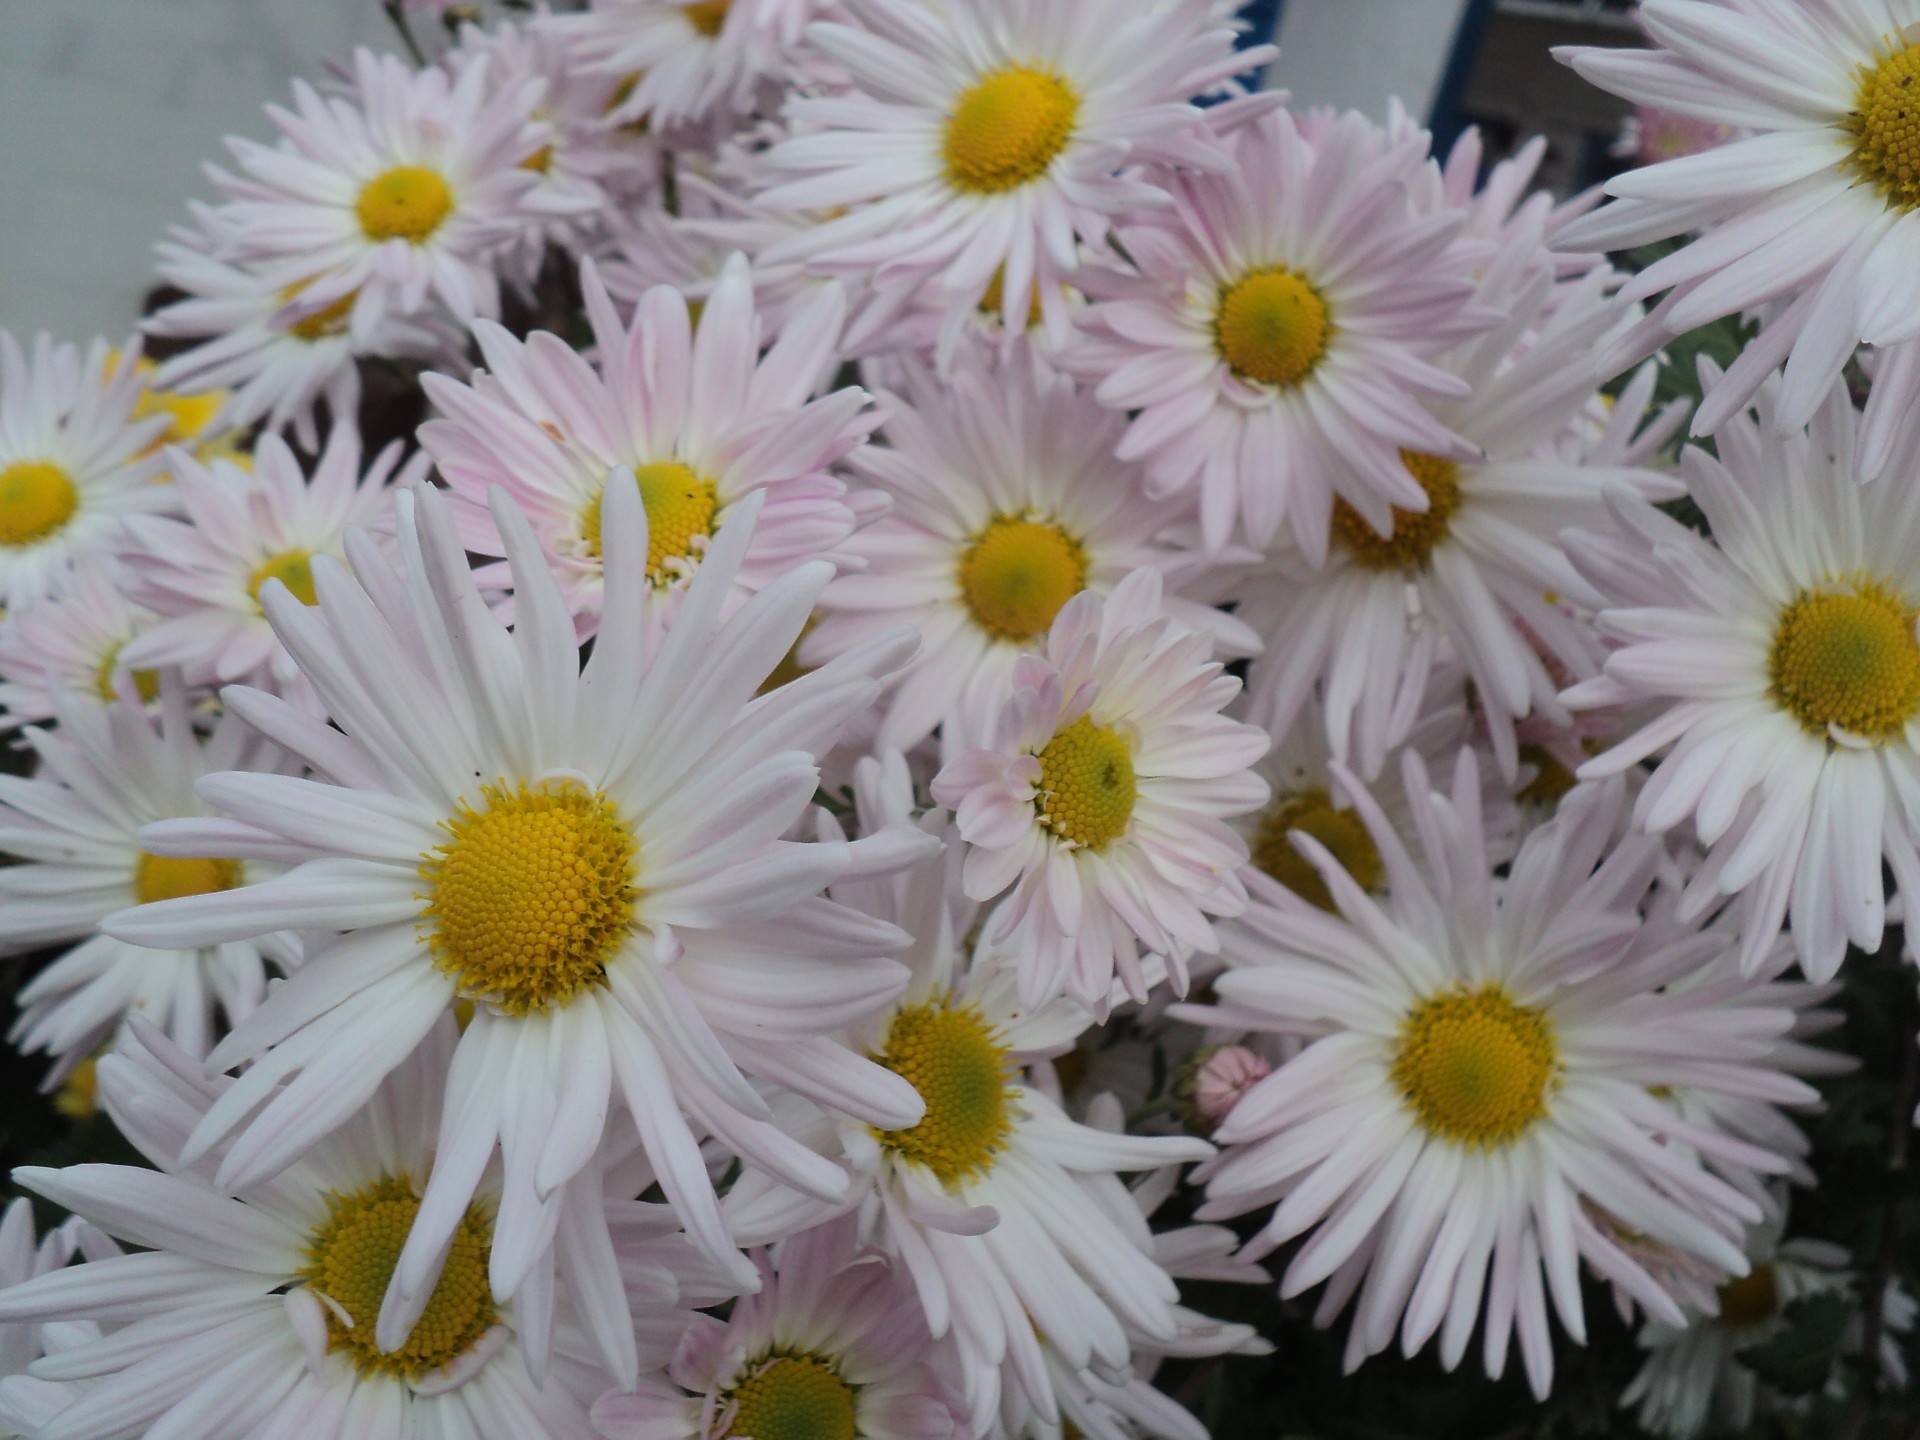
<box><xmin>419</xmin><ymin>254</ymin><xmax>875</xmax><ymax>640</ymax></box>
<box><xmin>102</xmin><ymin>482</ymin><xmax>933</xmax><ymax>1373</ymax></box>
<box><xmin>0</xmin><ymin>335</ymin><xmax>170</xmax><ymax>610</ymax></box>
<box><xmin>118</xmin><ymin>427</ymin><xmax>424</xmax><ymax>695</ymax></box>
<box><xmin>932</xmin><ymin>568</ymin><xmax>1270</xmax><ymax>1010</ymax></box>
<box><xmin>1554</xmin><ymin>0</ymin><xmax>1920</xmax><ymax>469</ymax></box>
<box><xmin>1069</xmin><ymin>108</ymin><xmax>1491</xmax><ymax>556</ymax></box>
<box><xmin>0</xmin><ymin>1199</ymin><xmax>111</xmax><ymax>1440</ymax></box>
<box><xmin>755</xmin><ymin>0</ymin><xmax>1275</xmax><ymax>339</ymax></box>
<box><xmin>1564</xmin><ymin>376</ymin><xmax>1920</xmax><ymax>980</ymax></box>
<box><xmin>1183</xmin><ymin>757</ymin><xmax>1797</xmax><ymax>1398</ymax></box>
<box><xmin>0</xmin><ymin>685</ymin><xmax>295</xmax><ymax>1064</ymax></box>
<box><xmin>0</xmin><ymin>556</ymin><xmax>162</xmax><ymax>729</ymax></box>
<box><xmin>807</xmin><ymin>338</ymin><xmax>1257</xmax><ymax>761</ymax></box>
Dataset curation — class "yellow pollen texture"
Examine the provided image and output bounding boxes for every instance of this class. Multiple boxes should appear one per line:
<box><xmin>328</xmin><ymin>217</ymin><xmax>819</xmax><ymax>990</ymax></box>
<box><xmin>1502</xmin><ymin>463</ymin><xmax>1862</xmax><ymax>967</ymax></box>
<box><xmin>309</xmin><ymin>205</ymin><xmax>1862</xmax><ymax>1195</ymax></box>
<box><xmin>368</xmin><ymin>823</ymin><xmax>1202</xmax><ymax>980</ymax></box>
<box><xmin>1330</xmin><ymin>452</ymin><xmax>1463</xmax><ymax>571</ymax></box>
<box><xmin>1769</xmin><ymin>580</ymin><xmax>1920</xmax><ymax>741</ymax></box>
<box><xmin>958</xmin><ymin>516</ymin><xmax>1088</xmax><ymax>642</ymax></box>
<box><xmin>943</xmin><ymin>66</ymin><xmax>1080</xmax><ymax>194</ymax></box>
<box><xmin>1716</xmin><ymin>1264</ymin><xmax>1781</xmax><ymax>1329</ymax></box>
<box><xmin>1251</xmin><ymin>789</ymin><xmax>1382</xmax><ymax>911</ymax></box>
<box><xmin>872</xmin><ymin>1002</ymin><xmax>1016</xmax><ymax>1186</ymax></box>
<box><xmin>0</xmin><ymin>461</ymin><xmax>79</xmax><ymax>549</ymax></box>
<box><xmin>302</xmin><ymin>1175</ymin><xmax>497</xmax><ymax>1380</ymax></box>
<box><xmin>356</xmin><ymin>165</ymin><xmax>454</xmax><ymax>244</ymax></box>
<box><xmin>584</xmin><ymin>462</ymin><xmax>720</xmax><ymax>584</ymax></box>
<box><xmin>1214</xmin><ymin>269</ymin><xmax>1331</xmax><ymax>389</ymax></box>
<box><xmin>1848</xmin><ymin>42</ymin><xmax>1920</xmax><ymax>210</ymax></box>
<box><xmin>420</xmin><ymin>780</ymin><xmax>637</xmax><ymax>1015</ymax></box>
<box><xmin>683</xmin><ymin>0</ymin><xmax>731</xmax><ymax>38</ymax></box>
<box><xmin>134</xmin><ymin>852</ymin><xmax>241</xmax><ymax>906</ymax></box>
<box><xmin>249</xmin><ymin>550</ymin><xmax>321</xmax><ymax>610</ymax></box>
<box><xmin>1391</xmin><ymin>985</ymin><xmax>1557</xmax><ymax>1148</ymax></box>
<box><xmin>1034</xmin><ymin>714</ymin><xmax>1137</xmax><ymax>850</ymax></box>
<box><xmin>723</xmin><ymin>1355</ymin><xmax>858</xmax><ymax>1440</ymax></box>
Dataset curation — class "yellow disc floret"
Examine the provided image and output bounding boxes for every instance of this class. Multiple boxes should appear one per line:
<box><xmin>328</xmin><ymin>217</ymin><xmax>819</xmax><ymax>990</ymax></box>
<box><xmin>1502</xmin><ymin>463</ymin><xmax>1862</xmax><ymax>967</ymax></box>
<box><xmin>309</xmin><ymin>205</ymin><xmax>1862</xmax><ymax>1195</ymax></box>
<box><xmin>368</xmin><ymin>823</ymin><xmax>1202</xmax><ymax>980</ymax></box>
<box><xmin>872</xmin><ymin>1002</ymin><xmax>1016</xmax><ymax>1186</ymax></box>
<box><xmin>723</xmin><ymin>1355</ymin><xmax>858</xmax><ymax>1440</ymax></box>
<box><xmin>583</xmin><ymin>462</ymin><xmax>720</xmax><ymax>585</ymax></box>
<box><xmin>1034</xmin><ymin>714</ymin><xmax>1136</xmax><ymax>850</ymax></box>
<box><xmin>302</xmin><ymin>1175</ymin><xmax>496</xmax><ymax>1380</ymax></box>
<box><xmin>1847</xmin><ymin>41</ymin><xmax>1920</xmax><ymax>210</ymax></box>
<box><xmin>683</xmin><ymin>0</ymin><xmax>730</xmax><ymax>37</ymax></box>
<box><xmin>1390</xmin><ymin>985</ymin><xmax>1557</xmax><ymax>1148</ymax></box>
<box><xmin>356</xmin><ymin>165</ymin><xmax>455</xmax><ymax>244</ymax></box>
<box><xmin>943</xmin><ymin>66</ymin><xmax>1080</xmax><ymax>194</ymax></box>
<box><xmin>1330</xmin><ymin>452</ymin><xmax>1463</xmax><ymax>571</ymax></box>
<box><xmin>249</xmin><ymin>549</ymin><xmax>321</xmax><ymax>610</ymax></box>
<box><xmin>134</xmin><ymin>852</ymin><xmax>242</xmax><ymax>905</ymax></box>
<box><xmin>1716</xmin><ymin>1264</ymin><xmax>1781</xmax><ymax>1330</ymax></box>
<box><xmin>958</xmin><ymin>517</ymin><xmax>1088</xmax><ymax>642</ymax></box>
<box><xmin>420</xmin><ymin>779</ymin><xmax>637</xmax><ymax>1015</ymax></box>
<box><xmin>94</xmin><ymin>643</ymin><xmax>160</xmax><ymax>705</ymax></box>
<box><xmin>1769</xmin><ymin>579</ymin><xmax>1920</xmax><ymax>741</ymax></box>
<box><xmin>1214</xmin><ymin>269</ymin><xmax>1331</xmax><ymax>389</ymax></box>
<box><xmin>280</xmin><ymin>283</ymin><xmax>357</xmax><ymax>342</ymax></box>
<box><xmin>1250</xmin><ymin>789</ymin><xmax>1382</xmax><ymax>911</ymax></box>
<box><xmin>0</xmin><ymin>461</ymin><xmax>79</xmax><ymax>548</ymax></box>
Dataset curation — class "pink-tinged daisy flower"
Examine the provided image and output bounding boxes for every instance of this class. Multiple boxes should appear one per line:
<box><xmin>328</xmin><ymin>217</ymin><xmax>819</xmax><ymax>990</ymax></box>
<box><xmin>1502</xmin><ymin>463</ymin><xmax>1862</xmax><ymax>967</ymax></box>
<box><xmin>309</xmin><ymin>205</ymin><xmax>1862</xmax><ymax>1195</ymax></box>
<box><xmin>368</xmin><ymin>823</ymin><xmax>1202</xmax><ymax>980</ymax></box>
<box><xmin>0</xmin><ymin>335</ymin><xmax>170</xmax><ymax>610</ymax></box>
<box><xmin>1181</xmin><ymin>757</ymin><xmax>1798</xmax><ymax>1399</ymax></box>
<box><xmin>419</xmin><ymin>254</ymin><xmax>874</xmax><ymax>640</ymax></box>
<box><xmin>806</xmin><ymin>339</ymin><xmax>1257</xmax><ymax>762</ymax></box>
<box><xmin>0</xmin><ymin>557</ymin><xmax>162</xmax><ymax>728</ymax></box>
<box><xmin>208</xmin><ymin>48</ymin><xmax>576</xmax><ymax>331</ymax></box>
<box><xmin>755</xmin><ymin>0</ymin><xmax>1275</xmax><ymax>340</ymax></box>
<box><xmin>592</xmin><ymin>1214</ymin><xmax>967</xmax><ymax>1440</ymax></box>
<box><xmin>102</xmin><ymin>483</ymin><xmax>932</xmax><ymax>1365</ymax></box>
<box><xmin>1564</xmin><ymin>376</ymin><xmax>1920</xmax><ymax>980</ymax></box>
<box><xmin>1554</xmin><ymin>0</ymin><xmax>1920</xmax><ymax>472</ymax></box>
<box><xmin>117</xmin><ymin>427</ymin><xmax>424</xmax><ymax>695</ymax></box>
<box><xmin>1070</xmin><ymin>108</ymin><xmax>1492</xmax><ymax>556</ymax></box>
<box><xmin>0</xmin><ymin>684</ymin><xmax>295</xmax><ymax>1064</ymax></box>
<box><xmin>932</xmin><ymin>569</ymin><xmax>1270</xmax><ymax>1010</ymax></box>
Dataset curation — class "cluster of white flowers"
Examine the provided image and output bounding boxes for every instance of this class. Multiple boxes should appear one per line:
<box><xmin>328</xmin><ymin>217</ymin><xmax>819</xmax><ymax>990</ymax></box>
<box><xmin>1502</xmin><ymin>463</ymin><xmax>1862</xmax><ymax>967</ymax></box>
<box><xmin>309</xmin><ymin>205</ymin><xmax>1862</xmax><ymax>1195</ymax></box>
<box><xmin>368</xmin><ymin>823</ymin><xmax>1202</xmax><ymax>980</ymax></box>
<box><xmin>1</xmin><ymin>1</ymin><xmax>1919</xmax><ymax>1436</ymax></box>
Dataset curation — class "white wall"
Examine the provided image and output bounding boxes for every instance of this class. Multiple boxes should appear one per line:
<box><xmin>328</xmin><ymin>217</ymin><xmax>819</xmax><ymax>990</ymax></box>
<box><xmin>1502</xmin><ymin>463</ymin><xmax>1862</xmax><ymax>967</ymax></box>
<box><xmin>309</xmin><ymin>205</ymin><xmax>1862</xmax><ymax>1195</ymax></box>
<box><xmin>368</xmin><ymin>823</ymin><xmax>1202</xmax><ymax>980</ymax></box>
<box><xmin>1267</xmin><ymin>0</ymin><xmax>1473</xmax><ymax>122</ymax></box>
<box><xmin>0</xmin><ymin>0</ymin><xmax>400</xmax><ymax>344</ymax></box>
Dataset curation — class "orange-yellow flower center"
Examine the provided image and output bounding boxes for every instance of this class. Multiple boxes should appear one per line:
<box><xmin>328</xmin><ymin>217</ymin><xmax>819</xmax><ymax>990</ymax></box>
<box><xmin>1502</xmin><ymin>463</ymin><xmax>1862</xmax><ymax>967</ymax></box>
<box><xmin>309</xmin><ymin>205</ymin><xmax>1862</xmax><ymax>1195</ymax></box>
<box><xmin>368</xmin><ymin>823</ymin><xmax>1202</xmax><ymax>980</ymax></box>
<box><xmin>943</xmin><ymin>66</ymin><xmax>1080</xmax><ymax>195</ymax></box>
<box><xmin>1390</xmin><ymin>985</ymin><xmax>1557</xmax><ymax>1148</ymax></box>
<box><xmin>958</xmin><ymin>516</ymin><xmax>1087</xmax><ymax>642</ymax></box>
<box><xmin>1769</xmin><ymin>579</ymin><xmax>1920</xmax><ymax>742</ymax></box>
<box><xmin>1034</xmin><ymin>714</ymin><xmax>1136</xmax><ymax>850</ymax></box>
<box><xmin>872</xmin><ymin>1002</ymin><xmax>1016</xmax><ymax>1186</ymax></box>
<box><xmin>583</xmin><ymin>462</ymin><xmax>720</xmax><ymax>586</ymax></box>
<box><xmin>0</xmin><ymin>461</ymin><xmax>79</xmax><ymax>548</ymax></box>
<box><xmin>356</xmin><ymin>165</ymin><xmax>454</xmax><ymax>244</ymax></box>
<box><xmin>1214</xmin><ymin>268</ymin><xmax>1331</xmax><ymax>389</ymax></box>
<box><xmin>722</xmin><ymin>1355</ymin><xmax>858</xmax><ymax>1440</ymax></box>
<box><xmin>1251</xmin><ymin>788</ymin><xmax>1382</xmax><ymax>911</ymax></box>
<box><xmin>1848</xmin><ymin>41</ymin><xmax>1920</xmax><ymax>210</ymax></box>
<box><xmin>133</xmin><ymin>852</ymin><xmax>241</xmax><ymax>905</ymax></box>
<box><xmin>249</xmin><ymin>550</ymin><xmax>320</xmax><ymax>610</ymax></box>
<box><xmin>1330</xmin><ymin>452</ymin><xmax>1463</xmax><ymax>571</ymax></box>
<box><xmin>682</xmin><ymin>0</ymin><xmax>730</xmax><ymax>37</ymax></box>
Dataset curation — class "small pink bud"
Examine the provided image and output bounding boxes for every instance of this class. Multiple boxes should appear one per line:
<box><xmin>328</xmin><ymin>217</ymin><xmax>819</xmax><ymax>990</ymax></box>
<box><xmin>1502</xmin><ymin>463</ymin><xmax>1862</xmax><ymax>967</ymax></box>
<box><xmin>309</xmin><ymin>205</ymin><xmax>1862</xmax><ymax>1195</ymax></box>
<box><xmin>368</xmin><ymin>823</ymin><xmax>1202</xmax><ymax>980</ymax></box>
<box><xmin>1189</xmin><ymin>1045</ymin><xmax>1271</xmax><ymax>1125</ymax></box>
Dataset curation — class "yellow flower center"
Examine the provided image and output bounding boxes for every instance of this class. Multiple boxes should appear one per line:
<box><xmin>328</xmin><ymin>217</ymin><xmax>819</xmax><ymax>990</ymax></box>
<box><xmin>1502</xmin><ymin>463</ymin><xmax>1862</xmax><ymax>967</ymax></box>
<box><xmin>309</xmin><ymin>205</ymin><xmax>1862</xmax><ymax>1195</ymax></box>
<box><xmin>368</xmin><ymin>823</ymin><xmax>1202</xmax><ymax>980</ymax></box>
<box><xmin>520</xmin><ymin>144</ymin><xmax>555</xmax><ymax>174</ymax></box>
<box><xmin>683</xmin><ymin>0</ymin><xmax>730</xmax><ymax>37</ymax></box>
<box><xmin>280</xmin><ymin>283</ymin><xmax>357</xmax><ymax>342</ymax></box>
<box><xmin>723</xmin><ymin>1355</ymin><xmax>858</xmax><ymax>1440</ymax></box>
<box><xmin>133</xmin><ymin>852</ymin><xmax>242</xmax><ymax>905</ymax></box>
<box><xmin>301</xmin><ymin>1175</ymin><xmax>497</xmax><ymax>1380</ymax></box>
<box><xmin>1251</xmin><ymin>789</ymin><xmax>1382</xmax><ymax>911</ymax></box>
<box><xmin>958</xmin><ymin>516</ymin><xmax>1087</xmax><ymax>642</ymax></box>
<box><xmin>1847</xmin><ymin>41</ymin><xmax>1920</xmax><ymax>210</ymax></box>
<box><xmin>420</xmin><ymin>780</ymin><xmax>637</xmax><ymax>1016</ymax></box>
<box><xmin>0</xmin><ymin>461</ymin><xmax>79</xmax><ymax>548</ymax></box>
<box><xmin>1768</xmin><ymin>580</ymin><xmax>1920</xmax><ymax>741</ymax></box>
<box><xmin>872</xmin><ymin>1002</ymin><xmax>1016</xmax><ymax>1186</ymax></box>
<box><xmin>943</xmin><ymin>66</ymin><xmax>1080</xmax><ymax>195</ymax></box>
<box><xmin>1516</xmin><ymin>745</ymin><xmax>1578</xmax><ymax>808</ymax></box>
<box><xmin>135</xmin><ymin>382</ymin><xmax>225</xmax><ymax>450</ymax></box>
<box><xmin>1034</xmin><ymin>714</ymin><xmax>1136</xmax><ymax>850</ymax></box>
<box><xmin>1390</xmin><ymin>985</ymin><xmax>1557</xmax><ymax>1149</ymax></box>
<box><xmin>94</xmin><ymin>643</ymin><xmax>160</xmax><ymax>705</ymax></box>
<box><xmin>1214</xmin><ymin>268</ymin><xmax>1331</xmax><ymax>389</ymax></box>
<box><xmin>1330</xmin><ymin>453</ymin><xmax>1463</xmax><ymax>571</ymax></box>
<box><xmin>979</xmin><ymin>267</ymin><xmax>1045</xmax><ymax>330</ymax></box>
<box><xmin>1716</xmin><ymin>1264</ymin><xmax>1781</xmax><ymax>1330</ymax></box>
<box><xmin>248</xmin><ymin>549</ymin><xmax>320</xmax><ymax>610</ymax></box>
<box><xmin>53</xmin><ymin>1057</ymin><xmax>99</xmax><ymax>1122</ymax></box>
<box><xmin>583</xmin><ymin>462</ymin><xmax>720</xmax><ymax>585</ymax></box>
<box><xmin>356</xmin><ymin>165</ymin><xmax>455</xmax><ymax>244</ymax></box>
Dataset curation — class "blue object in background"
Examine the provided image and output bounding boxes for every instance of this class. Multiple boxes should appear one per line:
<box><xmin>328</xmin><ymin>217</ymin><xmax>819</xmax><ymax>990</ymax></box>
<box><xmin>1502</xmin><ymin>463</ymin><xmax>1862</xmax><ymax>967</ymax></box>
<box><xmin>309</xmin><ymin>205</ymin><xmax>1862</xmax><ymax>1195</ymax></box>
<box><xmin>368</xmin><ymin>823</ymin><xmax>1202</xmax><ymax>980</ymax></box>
<box><xmin>1236</xmin><ymin>0</ymin><xmax>1286</xmax><ymax>51</ymax></box>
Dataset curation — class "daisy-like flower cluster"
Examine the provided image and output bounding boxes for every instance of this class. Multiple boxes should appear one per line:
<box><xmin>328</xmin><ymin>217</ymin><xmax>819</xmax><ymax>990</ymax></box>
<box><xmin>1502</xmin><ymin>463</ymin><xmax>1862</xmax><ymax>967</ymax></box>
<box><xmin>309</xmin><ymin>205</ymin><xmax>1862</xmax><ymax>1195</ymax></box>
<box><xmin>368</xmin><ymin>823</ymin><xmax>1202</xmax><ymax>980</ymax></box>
<box><xmin>1</xmin><ymin>2</ymin><xmax>1919</xmax><ymax>1437</ymax></box>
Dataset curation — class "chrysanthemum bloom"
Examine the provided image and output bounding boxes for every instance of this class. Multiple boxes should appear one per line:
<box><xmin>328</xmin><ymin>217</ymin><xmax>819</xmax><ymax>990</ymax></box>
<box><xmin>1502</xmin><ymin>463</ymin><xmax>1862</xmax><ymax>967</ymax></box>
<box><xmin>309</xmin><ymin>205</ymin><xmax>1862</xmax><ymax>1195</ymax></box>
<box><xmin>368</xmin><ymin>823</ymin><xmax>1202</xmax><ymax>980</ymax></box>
<box><xmin>0</xmin><ymin>685</ymin><xmax>294</xmax><ymax>1064</ymax></box>
<box><xmin>1184</xmin><ymin>757</ymin><xmax>1797</xmax><ymax>1398</ymax></box>
<box><xmin>755</xmin><ymin>0</ymin><xmax>1275</xmax><ymax>340</ymax></box>
<box><xmin>1554</xmin><ymin>0</ymin><xmax>1920</xmax><ymax>473</ymax></box>
<box><xmin>118</xmin><ymin>427</ymin><xmax>424</xmax><ymax>693</ymax></box>
<box><xmin>0</xmin><ymin>1022</ymin><xmax>628</xmax><ymax>1440</ymax></box>
<box><xmin>0</xmin><ymin>335</ymin><xmax>170</xmax><ymax>610</ymax></box>
<box><xmin>420</xmin><ymin>254</ymin><xmax>874</xmax><ymax>639</ymax></box>
<box><xmin>0</xmin><ymin>1200</ymin><xmax>110</xmax><ymax>1439</ymax></box>
<box><xmin>209</xmin><ymin>48</ymin><xmax>576</xmax><ymax>331</ymax></box>
<box><xmin>807</xmin><ymin>339</ymin><xmax>1256</xmax><ymax>760</ymax></box>
<box><xmin>1070</xmin><ymin>108</ymin><xmax>1491</xmax><ymax>555</ymax></box>
<box><xmin>1225</xmin><ymin>265</ymin><xmax>1682</xmax><ymax>781</ymax></box>
<box><xmin>728</xmin><ymin>754</ymin><xmax>1221</xmax><ymax>1435</ymax></box>
<box><xmin>115</xmin><ymin>352</ymin><xmax>245</xmax><ymax>466</ymax></box>
<box><xmin>1564</xmin><ymin>377</ymin><xmax>1920</xmax><ymax>980</ymax></box>
<box><xmin>104</xmin><ymin>483</ymin><xmax>931</xmax><ymax>1360</ymax></box>
<box><xmin>592</xmin><ymin>1215</ymin><xmax>966</xmax><ymax>1440</ymax></box>
<box><xmin>0</xmin><ymin>557</ymin><xmax>161</xmax><ymax>728</ymax></box>
<box><xmin>933</xmin><ymin>569</ymin><xmax>1269</xmax><ymax>1009</ymax></box>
